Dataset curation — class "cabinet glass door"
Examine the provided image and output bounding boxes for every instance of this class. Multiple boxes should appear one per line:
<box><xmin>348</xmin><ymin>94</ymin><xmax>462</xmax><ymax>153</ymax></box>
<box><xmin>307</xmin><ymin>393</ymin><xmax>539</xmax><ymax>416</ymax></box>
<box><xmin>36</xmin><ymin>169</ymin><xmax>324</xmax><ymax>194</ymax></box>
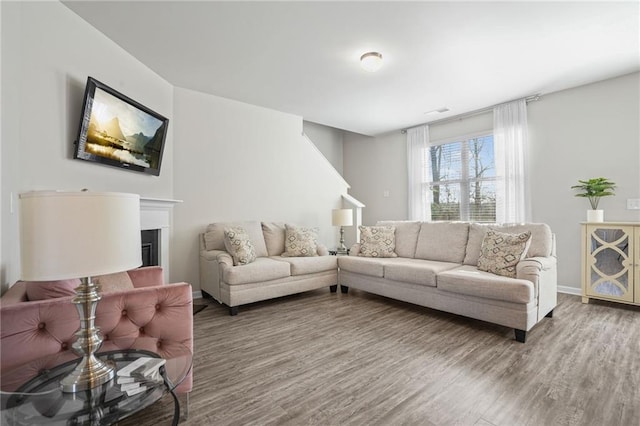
<box><xmin>635</xmin><ymin>228</ymin><xmax>640</xmax><ymax>304</ymax></box>
<box><xmin>586</xmin><ymin>226</ymin><xmax>633</xmax><ymax>302</ymax></box>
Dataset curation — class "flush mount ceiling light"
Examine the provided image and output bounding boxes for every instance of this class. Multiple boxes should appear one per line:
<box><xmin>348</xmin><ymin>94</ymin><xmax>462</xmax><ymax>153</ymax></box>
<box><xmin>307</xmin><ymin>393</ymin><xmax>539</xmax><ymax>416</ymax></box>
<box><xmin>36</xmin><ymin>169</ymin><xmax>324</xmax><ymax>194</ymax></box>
<box><xmin>360</xmin><ymin>52</ymin><xmax>383</xmax><ymax>72</ymax></box>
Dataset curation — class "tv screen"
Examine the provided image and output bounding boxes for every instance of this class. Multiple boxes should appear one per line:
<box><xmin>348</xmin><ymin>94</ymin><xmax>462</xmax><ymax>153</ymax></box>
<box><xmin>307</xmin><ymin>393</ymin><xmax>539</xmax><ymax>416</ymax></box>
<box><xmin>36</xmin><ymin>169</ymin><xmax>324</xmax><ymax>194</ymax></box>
<box><xmin>74</xmin><ymin>77</ymin><xmax>168</xmax><ymax>176</ymax></box>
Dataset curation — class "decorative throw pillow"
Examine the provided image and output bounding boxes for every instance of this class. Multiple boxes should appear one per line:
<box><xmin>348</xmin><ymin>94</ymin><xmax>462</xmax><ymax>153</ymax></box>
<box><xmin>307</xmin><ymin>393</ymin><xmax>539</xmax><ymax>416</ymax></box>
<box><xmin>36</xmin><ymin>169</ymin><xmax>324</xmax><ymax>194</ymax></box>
<box><xmin>358</xmin><ymin>226</ymin><xmax>397</xmax><ymax>258</ymax></box>
<box><xmin>223</xmin><ymin>227</ymin><xmax>257</xmax><ymax>266</ymax></box>
<box><xmin>477</xmin><ymin>230</ymin><xmax>532</xmax><ymax>278</ymax></box>
<box><xmin>282</xmin><ymin>224</ymin><xmax>318</xmax><ymax>257</ymax></box>
<box><xmin>95</xmin><ymin>271</ymin><xmax>135</xmax><ymax>293</ymax></box>
<box><xmin>25</xmin><ymin>279</ymin><xmax>80</xmax><ymax>301</ymax></box>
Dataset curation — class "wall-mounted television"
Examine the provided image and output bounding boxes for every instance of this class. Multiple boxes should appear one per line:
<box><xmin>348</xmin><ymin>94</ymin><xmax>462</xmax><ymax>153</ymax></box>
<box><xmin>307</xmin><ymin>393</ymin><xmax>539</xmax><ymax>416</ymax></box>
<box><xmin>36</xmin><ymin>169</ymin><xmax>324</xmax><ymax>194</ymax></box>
<box><xmin>73</xmin><ymin>77</ymin><xmax>168</xmax><ymax>176</ymax></box>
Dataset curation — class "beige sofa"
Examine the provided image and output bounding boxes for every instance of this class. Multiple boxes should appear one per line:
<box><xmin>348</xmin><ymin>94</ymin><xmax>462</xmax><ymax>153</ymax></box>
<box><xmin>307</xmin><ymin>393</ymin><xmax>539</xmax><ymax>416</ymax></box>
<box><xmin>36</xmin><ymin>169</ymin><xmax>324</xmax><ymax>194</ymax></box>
<box><xmin>338</xmin><ymin>221</ymin><xmax>557</xmax><ymax>343</ymax></box>
<box><xmin>199</xmin><ymin>221</ymin><xmax>338</xmax><ymax>315</ymax></box>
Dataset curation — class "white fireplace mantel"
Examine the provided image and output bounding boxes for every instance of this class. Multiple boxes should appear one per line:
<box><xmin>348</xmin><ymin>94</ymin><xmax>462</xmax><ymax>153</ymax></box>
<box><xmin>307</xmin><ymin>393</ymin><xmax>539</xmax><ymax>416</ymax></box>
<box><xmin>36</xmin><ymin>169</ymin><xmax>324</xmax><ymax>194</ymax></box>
<box><xmin>140</xmin><ymin>197</ymin><xmax>182</xmax><ymax>282</ymax></box>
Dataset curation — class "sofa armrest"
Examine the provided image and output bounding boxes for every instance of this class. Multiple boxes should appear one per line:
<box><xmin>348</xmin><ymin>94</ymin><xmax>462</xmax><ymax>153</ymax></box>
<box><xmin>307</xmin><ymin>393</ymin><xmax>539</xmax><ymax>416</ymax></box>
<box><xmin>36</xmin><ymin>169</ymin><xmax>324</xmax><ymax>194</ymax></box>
<box><xmin>216</xmin><ymin>251</ymin><xmax>233</xmax><ymax>266</ymax></box>
<box><xmin>128</xmin><ymin>266</ymin><xmax>164</xmax><ymax>288</ymax></box>
<box><xmin>517</xmin><ymin>256</ymin><xmax>557</xmax><ymax>319</ymax></box>
<box><xmin>199</xmin><ymin>248</ymin><xmax>229</xmax><ymax>301</ymax></box>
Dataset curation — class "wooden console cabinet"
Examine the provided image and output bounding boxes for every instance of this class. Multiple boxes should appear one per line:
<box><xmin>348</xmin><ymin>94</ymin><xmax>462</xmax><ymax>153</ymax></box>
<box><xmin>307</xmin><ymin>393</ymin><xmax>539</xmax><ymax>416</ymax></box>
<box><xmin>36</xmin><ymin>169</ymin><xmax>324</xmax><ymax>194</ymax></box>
<box><xmin>581</xmin><ymin>222</ymin><xmax>640</xmax><ymax>305</ymax></box>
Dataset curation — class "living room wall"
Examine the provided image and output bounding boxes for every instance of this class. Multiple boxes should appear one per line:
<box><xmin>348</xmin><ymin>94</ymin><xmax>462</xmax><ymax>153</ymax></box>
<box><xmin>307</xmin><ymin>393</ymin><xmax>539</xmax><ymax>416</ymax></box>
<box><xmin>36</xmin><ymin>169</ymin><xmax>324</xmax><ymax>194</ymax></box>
<box><xmin>303</xmin><ymin>121</ymin><xmax>345</xmax><ymax>175</ymax></box>
<box><xmin>171</xmin><ymin>88</ymin><xmax>349</xmax><ymax>291</ymax></box>
<box><xmin>0</xmin><ymin>1</ymin><xmax>174</xmax><ymax>289</ymax></box>
<box><xmin>343</xmin><ymin>72</ymin><xmax>640</xmax><ymax>292</ymax></box>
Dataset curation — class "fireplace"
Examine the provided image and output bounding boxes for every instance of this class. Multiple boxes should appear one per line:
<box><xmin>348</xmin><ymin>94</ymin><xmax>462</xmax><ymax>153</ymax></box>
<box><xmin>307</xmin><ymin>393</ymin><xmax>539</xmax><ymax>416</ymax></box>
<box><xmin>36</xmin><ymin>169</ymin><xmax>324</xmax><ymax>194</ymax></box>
<box><xmin>141</xmin><ymin>229</ymin><xmax>160</xmax><ymax>267</ymax></box>
<box><xmin>139</xmin><ymin>197</ymin><xmax>182</xmax><ymax>282</ymax></box>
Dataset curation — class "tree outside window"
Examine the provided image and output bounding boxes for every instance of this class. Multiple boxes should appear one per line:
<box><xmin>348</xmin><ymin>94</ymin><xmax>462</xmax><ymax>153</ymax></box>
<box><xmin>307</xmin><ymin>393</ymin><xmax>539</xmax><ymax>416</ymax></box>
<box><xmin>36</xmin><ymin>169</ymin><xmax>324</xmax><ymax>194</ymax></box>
<box><xmin>426</xmin><ymin>134</ymin><xmax>497</xmax><ymax>222</ymax></box>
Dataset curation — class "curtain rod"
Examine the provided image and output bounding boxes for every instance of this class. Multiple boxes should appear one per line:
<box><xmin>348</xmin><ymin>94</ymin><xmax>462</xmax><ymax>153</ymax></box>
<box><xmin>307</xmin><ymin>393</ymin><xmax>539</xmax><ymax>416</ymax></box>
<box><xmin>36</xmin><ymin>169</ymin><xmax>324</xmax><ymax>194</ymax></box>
<box><xmin>400</xmin><ymin>94</ymin><xmax>541</xmax><ymax>134</ymax></box>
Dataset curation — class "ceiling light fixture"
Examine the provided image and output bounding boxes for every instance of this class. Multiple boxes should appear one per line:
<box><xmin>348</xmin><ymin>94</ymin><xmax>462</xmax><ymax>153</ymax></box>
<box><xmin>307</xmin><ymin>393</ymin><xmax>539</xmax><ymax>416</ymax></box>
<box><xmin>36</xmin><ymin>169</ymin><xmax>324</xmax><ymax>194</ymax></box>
<box><xmin>424</xmin><ymin>107</ymin><xmax>450</xmax><ymax>115</ymax></box>
<box><xmin>360</xmin><ymin>52</ymin><xmax>383</xmax><ymax>72</ymax></box>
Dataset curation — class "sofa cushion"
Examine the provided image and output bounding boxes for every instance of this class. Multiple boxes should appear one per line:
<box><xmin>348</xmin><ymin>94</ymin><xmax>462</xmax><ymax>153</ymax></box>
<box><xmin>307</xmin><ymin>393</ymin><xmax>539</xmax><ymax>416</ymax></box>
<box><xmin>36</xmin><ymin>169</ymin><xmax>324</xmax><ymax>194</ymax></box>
<box><xmin>25</xmin><ymin>279</ymin><xmax>80</xmax><ymax>301</ymax></box>
<box><xmin>463</xmin><ymin>223</ymin><xmax>492</xmax><ymax>265</ymax></box>
<box><xmin>376</xmin><ymin>221</ymin><xmax>421</xmax><ymax>258</ymax></box>
<box><xmin>383</xmin><ymin>258</ymin><xmax>459</xmax><ymax>287</ymax></box>
<box><xmin>477</xmin><ymin>230</ymin><xmax>531</xmax><ymax>278</ymax></box>
<box><xmin>222</xmin><ymin>258</ymin><xmax>291</xmax><ymax>285</ymax></box>
<box><xmin>282</xmin><ymin>225</ymin><xmax>318</xmax><ymax>257</ymax></box>
<box><xmin>224</xmin><ymin>226</ymin><xmax>257</xmax><ymax>266</ymax></box>
<box><xmin>272</xmin><ymin>255</ymin><xmax>337</xmax><ymax>276</ymax></box>
<box><xmin>464</xmin><ymin>223</ymin><xmax>553</xmax><ymax>265</ymax></box>
<box><xmin>415</xmin><ymin>222</ymin><xmax>469</xmax><ymax>263</ymax></box>
<box><xmin>358</xmin><ymin>226</ymin><xmax>397</xmax><ymax>258</ymax></box>
<box><xmin>204</xmin><ymin>221</ymin><xmax>268</xmax><ymax>257</ymax></box>
<box><xmin>262</xmin><ymin>222</ymin><xmax>286</xmax><ymax>256</ymax></box>
<box><xmin>437</xmin><ymin>265</ymin><xmax>534</xmax><ymax>304</ymax></box>
<box><xmin>95</xmin><ymin>271</ymin><xmax>135</xmax><ymax>293</ymax></box>
<box><xmin>338</xmin><ymin>256</ymin><xmax>389</xmax><ymax>278</ymax></box>
<box><xmin>496</xmin><ymin>223</ymin><xmax>553</xmax><ymax>258</ymax></box>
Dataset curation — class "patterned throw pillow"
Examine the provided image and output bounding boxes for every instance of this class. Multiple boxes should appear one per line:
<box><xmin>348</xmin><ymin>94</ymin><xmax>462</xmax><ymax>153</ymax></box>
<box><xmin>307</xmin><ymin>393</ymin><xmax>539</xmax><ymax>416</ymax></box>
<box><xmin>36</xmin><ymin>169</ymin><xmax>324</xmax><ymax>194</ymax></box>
<box><xmin>282</xmin><ymin>225</ymin><xmax>318</xmax><ymax>257</ymax></box>
<box><xmin>358</xmin><ymin>226</ymin><xmax>397</xmax><ymax>258</ymax></box>
<box><xmin>477</xmin><ymin>230</ymin><xmax>532</xmax><ymax>278</ymax></box>
<box><xmin>223</xmin><ymin>227</ymin><xmax>257</xmax><ymax>266</ymax></box>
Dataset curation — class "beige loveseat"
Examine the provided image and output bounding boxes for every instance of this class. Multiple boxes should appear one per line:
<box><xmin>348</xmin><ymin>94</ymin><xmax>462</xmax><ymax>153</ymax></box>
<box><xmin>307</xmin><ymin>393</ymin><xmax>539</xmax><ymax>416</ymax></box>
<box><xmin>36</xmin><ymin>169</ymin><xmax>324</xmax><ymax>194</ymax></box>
<box><xmin>199</xmin><ymin>221</ymin><xmax>338</xmax><ymax>315</ymax></box>
<box><xmin>338</xmin><ymin>222</ymin><xmax>557</xmax><ymax>342</ymax></box>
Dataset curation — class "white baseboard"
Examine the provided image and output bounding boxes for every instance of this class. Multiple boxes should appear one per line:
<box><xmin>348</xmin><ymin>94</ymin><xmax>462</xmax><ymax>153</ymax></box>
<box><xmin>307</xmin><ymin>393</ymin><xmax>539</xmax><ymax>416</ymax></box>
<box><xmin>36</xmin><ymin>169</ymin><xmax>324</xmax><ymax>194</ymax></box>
<box><xmin>557</xmin><ymin>285</ymin><xmax>581</xmax><ymax>296</ymax></box>
<box><xmin>192</xmin><ymin>290</ymin><xmax>203</xmax><ymax>300</ymax></box>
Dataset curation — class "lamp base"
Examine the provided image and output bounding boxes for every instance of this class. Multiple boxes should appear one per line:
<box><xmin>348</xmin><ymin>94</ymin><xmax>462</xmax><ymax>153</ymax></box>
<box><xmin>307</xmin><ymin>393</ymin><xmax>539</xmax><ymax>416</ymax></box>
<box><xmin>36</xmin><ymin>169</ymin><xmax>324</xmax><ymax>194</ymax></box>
<box><xmin>61</xmin><ymin>355</ymin><xmax>115</xmax><ymax>393</ymax></box>
<box><xmin>61</xmin><ymin>276</ymin><xmax>114</xmax><ymax>393</ymax></box>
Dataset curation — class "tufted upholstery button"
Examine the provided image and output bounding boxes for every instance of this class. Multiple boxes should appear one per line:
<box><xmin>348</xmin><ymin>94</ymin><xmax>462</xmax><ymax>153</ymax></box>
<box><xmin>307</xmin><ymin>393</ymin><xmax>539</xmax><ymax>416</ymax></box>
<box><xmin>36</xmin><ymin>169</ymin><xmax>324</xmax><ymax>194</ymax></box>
<box><xmin>155</xmin><ymin>304</ymin><xmax>161</xmax><ymax>310</ymax></box>
<box><xmin>61</xmin><ymin>342</ymin><xmax>68</xmax><ymax>350</ymax></box>
<box><xmin>38</xmin><ymin>323</ymin><xmax>45</xmax><ymax>330</ymax></box>
<box><xmin>156</xmin><ymin>341</ymin><xmax>162</xmax><ymax>348</ymax></box>
<box><xmin>103</xmin><ymin>335</ymin><xmax>109</xmax><ymax>341</ymax></box>
<box><xmin>139</xmin><ymin>327</ymin><xmax>144</xmax><ymax>334</ymax></box>
<box><xmin>122</xmin><ymin>310</ymin><xmax>127</xmax><ymax>316</ymax></box>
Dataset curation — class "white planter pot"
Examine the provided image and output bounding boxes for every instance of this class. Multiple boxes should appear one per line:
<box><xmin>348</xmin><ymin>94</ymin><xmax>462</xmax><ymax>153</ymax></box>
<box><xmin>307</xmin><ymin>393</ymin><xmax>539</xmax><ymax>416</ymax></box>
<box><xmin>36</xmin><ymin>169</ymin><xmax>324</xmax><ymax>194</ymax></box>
<box><xmin>587</xmin><ymin>209</ymin><xmax>604</xmax><ymax>222</ymax></box>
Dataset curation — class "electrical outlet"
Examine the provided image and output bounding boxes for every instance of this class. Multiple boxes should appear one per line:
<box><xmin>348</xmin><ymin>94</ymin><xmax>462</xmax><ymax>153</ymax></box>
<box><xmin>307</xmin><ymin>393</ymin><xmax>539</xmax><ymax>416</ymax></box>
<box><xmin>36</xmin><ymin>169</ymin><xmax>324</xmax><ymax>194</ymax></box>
<box><xmin>627</xmin><ymin>198</ymin><xmax>640</xmax><ymax>210</ymax></box>
<box><xmin>383</xmin><ymin>190</ymin><xmax>390</xmax><ymax>198</ymax></box>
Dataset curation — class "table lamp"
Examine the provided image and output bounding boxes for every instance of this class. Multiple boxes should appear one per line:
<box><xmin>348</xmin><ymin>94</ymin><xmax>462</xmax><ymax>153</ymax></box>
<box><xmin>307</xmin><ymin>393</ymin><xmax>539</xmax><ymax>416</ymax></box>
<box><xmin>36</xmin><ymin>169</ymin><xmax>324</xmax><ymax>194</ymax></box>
<box><xmin>19</xmin><ymin>190</ymin><xmax>141</xmax><ymax>393</ymax></box>
<box><xmin>332</xmin><ymin>208</ymin><xmax>353</xmax><ymax>254</ymax></box>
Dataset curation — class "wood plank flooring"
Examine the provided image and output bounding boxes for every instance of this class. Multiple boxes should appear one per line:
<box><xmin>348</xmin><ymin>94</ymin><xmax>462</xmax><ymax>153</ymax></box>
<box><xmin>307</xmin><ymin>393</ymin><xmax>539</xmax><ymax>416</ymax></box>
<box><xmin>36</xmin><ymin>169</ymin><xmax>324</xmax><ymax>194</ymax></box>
<box><xmin>119</xmin><ymin>290</ymin><xmax>640</xmax><ymax>426</ymax></box>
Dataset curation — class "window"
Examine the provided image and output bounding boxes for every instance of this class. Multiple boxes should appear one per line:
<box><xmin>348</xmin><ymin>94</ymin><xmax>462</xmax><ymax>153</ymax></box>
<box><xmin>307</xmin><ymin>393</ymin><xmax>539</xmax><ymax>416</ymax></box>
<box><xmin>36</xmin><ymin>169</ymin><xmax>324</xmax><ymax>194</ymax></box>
<box><xmin>426</xmin><ymin>133</ymin><xmax>497</xmax><ymax>222</ymax></box>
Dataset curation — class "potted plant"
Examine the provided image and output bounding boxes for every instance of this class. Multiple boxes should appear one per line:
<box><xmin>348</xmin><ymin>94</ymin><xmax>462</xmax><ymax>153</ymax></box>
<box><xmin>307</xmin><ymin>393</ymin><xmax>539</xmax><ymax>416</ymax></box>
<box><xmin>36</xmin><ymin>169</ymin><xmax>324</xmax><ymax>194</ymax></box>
<box><xmin>571</xmin><ymin>177</ymin><xmax>616</xmax><ymax>222</ymax></box>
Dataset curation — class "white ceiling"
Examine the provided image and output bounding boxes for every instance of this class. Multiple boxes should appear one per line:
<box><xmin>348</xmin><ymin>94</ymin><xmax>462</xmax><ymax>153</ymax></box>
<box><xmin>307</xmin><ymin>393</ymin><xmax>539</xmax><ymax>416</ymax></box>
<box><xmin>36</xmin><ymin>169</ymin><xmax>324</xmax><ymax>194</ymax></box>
<box><xmin>63</xmin><ymin>1</ymin><xmax>639</xmax><ymax>136</ymax></box>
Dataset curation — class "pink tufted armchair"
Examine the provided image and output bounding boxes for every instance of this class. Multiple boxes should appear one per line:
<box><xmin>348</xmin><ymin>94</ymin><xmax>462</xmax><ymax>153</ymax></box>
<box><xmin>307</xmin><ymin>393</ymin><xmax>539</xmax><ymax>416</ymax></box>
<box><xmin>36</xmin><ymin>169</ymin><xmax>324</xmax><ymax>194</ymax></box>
<box><xmin>0</xmin><ymin>266</ymin><xmax>193</xmax><ymax>396</ymax></box>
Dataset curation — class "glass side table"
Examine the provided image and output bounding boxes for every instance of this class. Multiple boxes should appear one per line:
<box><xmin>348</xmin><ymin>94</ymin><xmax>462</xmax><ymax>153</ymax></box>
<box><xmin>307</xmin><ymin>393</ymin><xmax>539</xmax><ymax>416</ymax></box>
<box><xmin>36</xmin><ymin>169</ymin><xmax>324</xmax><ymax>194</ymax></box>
<box><xmin>1</xmin><ymin>338</ymin><xmax>192</xmax><ymax>426</ymax></box>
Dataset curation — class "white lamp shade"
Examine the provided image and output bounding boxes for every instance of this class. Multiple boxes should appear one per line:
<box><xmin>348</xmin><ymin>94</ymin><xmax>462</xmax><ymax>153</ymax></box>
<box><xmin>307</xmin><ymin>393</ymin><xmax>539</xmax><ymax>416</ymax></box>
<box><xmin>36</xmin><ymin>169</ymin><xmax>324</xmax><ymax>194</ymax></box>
<box><xmin>332</xmin><ymin>209</ymin><xmax>353</xmax><ymax>227</ymax></box>
<box><xmin>19</xmin><ymin>191</ymin><xmax>142</xmax><ymax>281</ymax></box>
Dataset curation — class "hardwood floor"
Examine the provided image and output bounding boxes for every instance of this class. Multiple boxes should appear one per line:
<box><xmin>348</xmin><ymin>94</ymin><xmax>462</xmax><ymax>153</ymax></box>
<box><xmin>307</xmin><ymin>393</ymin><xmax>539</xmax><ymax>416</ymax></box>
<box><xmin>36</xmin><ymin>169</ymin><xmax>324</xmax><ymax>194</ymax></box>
<box><xmin>119</xmin><ymin>290</ymin><xmax>640</xmax><ymax>426</ymax></box>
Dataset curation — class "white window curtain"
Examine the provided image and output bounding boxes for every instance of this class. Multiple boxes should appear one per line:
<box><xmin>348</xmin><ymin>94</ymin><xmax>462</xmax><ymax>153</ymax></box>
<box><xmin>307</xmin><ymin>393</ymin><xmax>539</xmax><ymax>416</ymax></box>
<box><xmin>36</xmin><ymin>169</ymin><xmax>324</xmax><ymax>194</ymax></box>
<box><xmin>494</xmin><ymin>99</ymin><xmax>531</xmax><ymax>224</ymax></box>
<box><xmin>407</xmin><ymin>125</ymin><xmax>431</xmax><ymax>221</ymax></box>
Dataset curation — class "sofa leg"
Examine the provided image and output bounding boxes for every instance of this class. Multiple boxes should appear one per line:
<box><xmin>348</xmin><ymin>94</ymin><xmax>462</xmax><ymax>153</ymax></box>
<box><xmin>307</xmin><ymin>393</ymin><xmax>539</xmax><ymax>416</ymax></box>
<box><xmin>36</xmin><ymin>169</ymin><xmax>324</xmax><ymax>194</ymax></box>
<box><xmin>514</xmin><ymin>329</ymin><xmax>526</xmax><ymax>343</ymax></box>
<box><xmin>330</xmin><ymin>285</ymin><xmax>337</xmax><ymax>293</ymax></box>
<box><xmin>340</xmin><ymin>285</ymin><xmax>349</xmax><ymax>294</ymax></box>
<box><xmin>545</xmin><ymin>309</ymin><xmax>554</xmax><ymax>318</ymax></box>
<box><xmin>229</xmin><ymin>306</ymin><xmax>239</xmax><ymax>316</ymax></box>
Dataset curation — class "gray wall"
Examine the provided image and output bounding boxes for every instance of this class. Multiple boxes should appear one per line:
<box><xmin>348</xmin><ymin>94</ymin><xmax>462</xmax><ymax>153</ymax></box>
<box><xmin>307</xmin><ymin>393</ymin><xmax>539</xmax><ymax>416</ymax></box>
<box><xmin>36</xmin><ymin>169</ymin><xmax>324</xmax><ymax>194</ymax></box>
<box><xmin>527</xmin><ymin>72</ymin><xmax>640</xmax><ymax>292</ymax></box>
<box><xmin>343</xmin><ymin>72</ymin><xmax>640</xmax><ymax>292</ymax></box>
<box><xmin>1</xmin><ymin>1</ymin><xmax>174</xmax><ymax>291</ymax></box>
<box><xmin>172</xmin><ymin>88</ymin><xmax>349</xmax><ymax>290</ymax></box>
<box><xmin>303</xmin><ymin>121</ymin><xmax>345</xmax><ymax>175</ymax></box>
<box><xmin>1</xmin><ymin>1</ymin><xmax>350</xmax><ymax>293</ymax></box>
